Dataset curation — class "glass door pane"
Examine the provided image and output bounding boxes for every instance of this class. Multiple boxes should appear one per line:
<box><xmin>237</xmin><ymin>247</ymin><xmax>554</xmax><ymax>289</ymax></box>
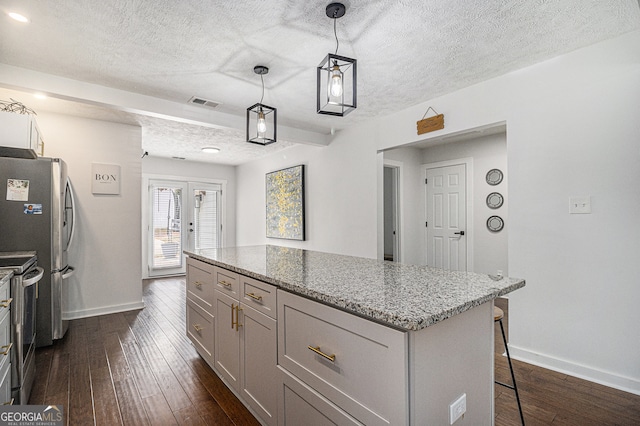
<box><xmin>149</xmin><ymin>181</ymin><xmax>186</xmax><ymax>275</ymax></box>
<box><xmin>188</xmin><ymin>183</ymin><xmax>221</xmax><ymax>251</ymax></box>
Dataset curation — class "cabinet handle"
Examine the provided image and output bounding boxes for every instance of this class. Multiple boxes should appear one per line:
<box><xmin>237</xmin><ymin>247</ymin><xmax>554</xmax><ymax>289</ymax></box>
<box><xmin>3</xmin><ymin>398</ymin><xmax>14</xmax><ymax>406</ymax></box>
<box><xmin>231</xmin><ymin>303</ymin><xmax>242</xmax><ymax>331</ymax></box>
<box><xmin>0</xmin><ymin>298</ymin><xmax>12</xmax><ymax>308</ymax></box>
<box><xmin>246</xmin><ymin>292</ymin><xmax>263</xmax><ymax>302</ymax></box>
<box><xmin>192</xmin><ymin>324</ymin><xmax>203</xmax><ymax>333</ymax></box>
<box><xmin>219</xmin><ymin>280</ymin><xmax>232</xmax><ymax>288</ymax></box>
<box><xmin>194</xmin><ymin>281</ymin><xmax>203</xmax><ymax>288</ymax></box>
<box><xmin>0</xmin><ymin>343</ymin><xmax>12</xmax><ymax>356</ymax></box>
<box><xmin>308</xmin><ymin>345</ymin><xmax>336</xmax><ymax>363</ymax></box>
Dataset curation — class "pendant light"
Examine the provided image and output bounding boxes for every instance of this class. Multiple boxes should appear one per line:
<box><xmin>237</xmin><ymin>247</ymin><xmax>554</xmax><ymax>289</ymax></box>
<box><xmin>247</xmin><ymin>65</ymin><xmax>277</xmax><ymax>145</ymax></box>
<box><xmin>317</xmin><ymin>2</ymin><xmax>357</xmax><ymax>116</ymax></box>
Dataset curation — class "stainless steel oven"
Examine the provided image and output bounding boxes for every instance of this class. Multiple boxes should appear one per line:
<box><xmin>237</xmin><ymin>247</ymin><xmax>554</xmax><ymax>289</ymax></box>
<box><xmin>0</xmin><ymin>252</ymin><xmax>43</xmax><ymax>404</ymax></box>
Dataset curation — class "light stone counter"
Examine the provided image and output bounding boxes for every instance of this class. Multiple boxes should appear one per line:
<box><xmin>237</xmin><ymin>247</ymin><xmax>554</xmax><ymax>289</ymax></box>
<box><xmin>185</xmin><ymin>245</ymin><xmax>525</xmax><ymax>331</ymax></box>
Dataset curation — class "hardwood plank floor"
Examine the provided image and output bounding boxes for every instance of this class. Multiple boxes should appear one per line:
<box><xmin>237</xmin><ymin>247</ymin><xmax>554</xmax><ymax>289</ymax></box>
<box><xmin>29</xmin><ymin>279</ymin><xmax>640</xmax><ymax>425</ymax></box>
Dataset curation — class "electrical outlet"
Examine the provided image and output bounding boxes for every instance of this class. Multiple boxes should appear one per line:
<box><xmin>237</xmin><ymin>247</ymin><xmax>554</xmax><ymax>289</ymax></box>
<box><xmin>449</xmin><ymin>393</ymin><xmax>466</xmax><ymax>424</ymax></box>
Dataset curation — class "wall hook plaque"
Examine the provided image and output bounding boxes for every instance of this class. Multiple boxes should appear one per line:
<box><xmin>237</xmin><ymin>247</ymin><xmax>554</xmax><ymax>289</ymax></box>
<box><xmin>417</xmin><ymin>106</ymin><xmax>444</xmax><ymax>135</ymax></box>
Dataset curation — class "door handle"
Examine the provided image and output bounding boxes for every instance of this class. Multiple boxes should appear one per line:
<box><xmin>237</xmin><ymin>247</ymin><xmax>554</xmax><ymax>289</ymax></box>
<box><xmin>454</xmin><ymin>231</ymin><xmax>465</xmax><ymax>236</ymax></box>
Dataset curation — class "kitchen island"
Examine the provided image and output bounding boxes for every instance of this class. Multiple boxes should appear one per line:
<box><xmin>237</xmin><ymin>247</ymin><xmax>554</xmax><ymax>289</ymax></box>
<box><xmin>185</xmin><ymin>245</ymin><xmax>525</xmax><ymax>425</ymax></box>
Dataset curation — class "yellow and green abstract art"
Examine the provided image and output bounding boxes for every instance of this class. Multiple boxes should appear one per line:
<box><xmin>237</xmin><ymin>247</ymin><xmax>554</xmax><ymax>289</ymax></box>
<box><xmin>266</xmin><ymin>165</ymin><xmax>305</xmax><ymax>240</ymax></box>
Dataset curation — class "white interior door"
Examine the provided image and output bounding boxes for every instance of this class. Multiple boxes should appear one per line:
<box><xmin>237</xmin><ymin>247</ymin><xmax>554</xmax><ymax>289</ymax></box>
<box><xmin>425</xmin><ymin>164</ymin><xmax>467</xmax><ymax>271</ymax></box>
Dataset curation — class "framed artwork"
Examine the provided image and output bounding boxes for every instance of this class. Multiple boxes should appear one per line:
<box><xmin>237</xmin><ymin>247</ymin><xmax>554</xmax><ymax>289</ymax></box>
<box><xmin>266</xmin><ymin>165</ymin><xmax>305</xmax><ymax>240</ymax></box>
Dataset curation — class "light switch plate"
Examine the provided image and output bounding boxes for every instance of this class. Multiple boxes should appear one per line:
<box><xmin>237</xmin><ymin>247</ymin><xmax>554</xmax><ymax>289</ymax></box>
<box><xmin>570</xmin><ymin>196</ymin><xmax>591</xmax><ymax>214</ymax></box>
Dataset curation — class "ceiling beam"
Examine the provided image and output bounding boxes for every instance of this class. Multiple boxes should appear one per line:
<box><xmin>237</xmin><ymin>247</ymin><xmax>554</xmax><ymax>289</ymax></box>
<box><xmin>0</xmin><ymin>64</ymin><xmax>330</xmax><ymax>146</ymax></box>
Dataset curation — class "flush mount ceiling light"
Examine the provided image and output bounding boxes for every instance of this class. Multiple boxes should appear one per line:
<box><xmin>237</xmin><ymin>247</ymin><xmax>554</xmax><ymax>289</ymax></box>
<box><xmin>317</xmin><ymin>2</ymin><xmax>357</xmax><ymax>116</ymax></box>
<box><xmin>246</xmin><ymin>65</ymin><xmax>277</xmax><ymax>145</ymax></box>
<box><xmin>8</xmin><ymin>12</ymin><xmax>29</xmax><ymax>23</ymax></box>
<box><xmin>201</xmin><ymin>147</ymin><xmax>220</xmax><ymax>154</ymax></box>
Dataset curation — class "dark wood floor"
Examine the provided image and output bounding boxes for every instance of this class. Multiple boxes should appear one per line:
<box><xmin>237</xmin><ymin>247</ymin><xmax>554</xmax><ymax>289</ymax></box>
<box><xmin>29</xmin><ymin>278</ymin><xmax>640</xmax><ymax>425</ymax></box>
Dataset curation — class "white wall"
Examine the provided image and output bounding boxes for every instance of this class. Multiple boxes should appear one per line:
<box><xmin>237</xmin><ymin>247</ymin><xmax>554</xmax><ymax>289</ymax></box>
<box><xmin>235</xmin><ymin>30</ymin><xmax>640</xmax><ymax>394</ymax></box>
<box><xmin>236</xmin><ymin>124</ymin><xmax>379</xmax><ymax>258</ymax></box>
<box><xmin>36</xmin><ymin>112</ymin><xmax>144</xmax><ymax>318</ymax></box>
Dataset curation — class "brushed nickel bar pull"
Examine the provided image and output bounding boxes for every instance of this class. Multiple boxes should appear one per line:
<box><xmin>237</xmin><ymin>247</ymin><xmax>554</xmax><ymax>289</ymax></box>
<box><xmin>192</xmin><ymin>324</ymin><xmax>203</xmax><ymax>332</ymax></box>
<box><xmin>308</xmin><ymin>345</ymin><xmax>336</xmax><ymax>362</ymax></box>
<box><xmin>246</xmin><ymin>292</ymin><xmax>263</xmax><ymax>302</ymax></box>
<box><xmin>0</xmin><ymin>298</ymin><xmax>12</xmax><ymax>308</ymax></box>
<box><xmin>220</xmin><ymin>280</ymin><xmax>232</xmax><ymax>288</ymax></box>
<box><xmin>0</xmin><ymin>343</ymin><xmax>12</xmax><ymax>356</ymax></box>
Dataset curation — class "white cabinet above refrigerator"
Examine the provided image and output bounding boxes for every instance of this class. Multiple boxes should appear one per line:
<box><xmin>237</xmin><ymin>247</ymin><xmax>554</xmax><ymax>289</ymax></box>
<box><xmin>0</xmin><ymin>111</ymin><xmax>44</xmax><ymax>159</ymax></box>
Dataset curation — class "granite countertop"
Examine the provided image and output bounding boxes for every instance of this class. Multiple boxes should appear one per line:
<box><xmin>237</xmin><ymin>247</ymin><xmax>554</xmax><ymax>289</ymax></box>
<box><xmin>0</xmin><ymin>270</ymin><xmax>13</xmax><ymax>285</ymax></box>
<box><xmin>185</xmin><ymin>245</ymin><xmax>525</xmax><ymax>331</ymax></box>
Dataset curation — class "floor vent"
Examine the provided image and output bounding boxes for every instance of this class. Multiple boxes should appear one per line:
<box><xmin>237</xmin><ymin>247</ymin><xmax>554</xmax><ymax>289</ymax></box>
<box><xmin>172</xmin><ymin>156</ymin><xmax>186</xmax><ymax>160</ymax></box>
<box><xmin>189</xmin><ymin>96</ymin><xmax>220</xmax><ymax>108</ymax></box>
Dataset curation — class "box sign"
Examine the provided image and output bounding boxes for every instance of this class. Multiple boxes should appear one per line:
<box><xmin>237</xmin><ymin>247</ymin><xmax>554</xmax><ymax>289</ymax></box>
<box><xmin>91</xmin><ymin>163</ymin><xmax>120</xmax><ymax>195</ymax></box>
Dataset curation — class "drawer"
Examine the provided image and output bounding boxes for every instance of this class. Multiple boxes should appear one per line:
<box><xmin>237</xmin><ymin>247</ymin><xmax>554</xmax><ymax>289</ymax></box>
<box><xmin>0</xmin><ymin>281</ymin><xmax>10</xmax><ymax>325</ymax></box>
<box><xmin>187</xmin><ymin>258</ymin><xmax>215</xmax><ymax>314</ymax></box>
<box><xmin>278</xmin><ymin>367</ymin><xmax>362</xmax><ymax>426</ymax></box>
<box><xmin>241</xmin><ymin>276</ymin><xmax>277</xmax><ymax>319</ymax></box>
<box><xmin>215</xmin><ymin>267</ymin><xmax>240</xmax><ymax>299</ymax></box>
<box><xmin>0</xmin><ymin>356</ymin><xmax>10</xmax><ymax>406</ymax></box>
<box><xmin>278</xmin><ymin>290</ymin><xmax>408</xmax><ymax>426</ymax></box>
<box><xmin>0</xmin><ymin>306</ymin><xmax>10</xmax><ymax>356</ymax></box>
<box><xmin>187</xmin><ymin>299</ymin><xmax>214</xmax><ymax>366</ymax></box>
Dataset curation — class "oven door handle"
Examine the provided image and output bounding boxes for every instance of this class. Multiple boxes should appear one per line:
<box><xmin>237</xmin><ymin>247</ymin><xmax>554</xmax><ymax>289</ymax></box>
<box><xmin>22</xmin><ymin>267</ymin><xmax>44</xmax><ymax>287</ymax></box>
<box><xmin>61</xmin><ymin>266</ymin><xmax>75</xmax><ymax>280</ymax></box>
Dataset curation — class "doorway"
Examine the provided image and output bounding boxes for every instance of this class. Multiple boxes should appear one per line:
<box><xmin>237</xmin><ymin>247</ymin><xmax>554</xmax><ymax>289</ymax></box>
<box><xmin>147</xmin><ymin>179</ymin><xmax>223</xmax><ymax>277</ymax></box>
<box><xmin>383</xmin><ymin>162</ymin><xmax>401</xmax><ymax>262</ymax></box>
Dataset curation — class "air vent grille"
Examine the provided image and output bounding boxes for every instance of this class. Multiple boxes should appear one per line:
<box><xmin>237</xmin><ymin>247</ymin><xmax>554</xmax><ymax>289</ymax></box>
<box><xmin>189</xmin><ymin>96</ymin><xmax>220</xmax><ymax>109</ymax></box>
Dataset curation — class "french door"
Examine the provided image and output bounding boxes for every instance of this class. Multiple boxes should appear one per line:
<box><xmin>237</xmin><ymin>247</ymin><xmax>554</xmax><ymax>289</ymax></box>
<box><xmin>148</xmin><ymin>180</ymin><xmax>222</xmax><ymax>276</ymax></box>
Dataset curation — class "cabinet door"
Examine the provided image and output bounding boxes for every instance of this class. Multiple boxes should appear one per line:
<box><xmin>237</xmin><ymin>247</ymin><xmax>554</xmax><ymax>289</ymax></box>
<box><xmin>241</xmin><ymin>305</ymin><xmax>278</xmax><ymax>426</ymax></box>
<box><xmin>214</xmin><ymin>290</ymin><xmax>240</xmax><ymax>391</ymax></box>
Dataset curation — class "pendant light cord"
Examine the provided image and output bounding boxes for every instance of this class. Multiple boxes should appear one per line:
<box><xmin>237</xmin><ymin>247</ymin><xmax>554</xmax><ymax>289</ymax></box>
<box><xmin>333</xmin><ymin>17</ymin><xmax>339</xmax><ymax>55</ymax></box>
<box><xmin>260</xmin><ymin>74</ymin><xmax>265</xmax><ymax>104</ymax></box>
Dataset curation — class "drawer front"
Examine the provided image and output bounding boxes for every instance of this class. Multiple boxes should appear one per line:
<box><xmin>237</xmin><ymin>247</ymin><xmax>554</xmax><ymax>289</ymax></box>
<box><xmin>241</xmin><ymin>276</ymin><xmax>277</xmax><ymax>319</ymax></box>
<box><xmin>215</xmin><ymin>267</ymin><xmax>240</xmax><ymax>299</ymax></box>
<box><xmin>0</xmin><ymin>307</ymin><xmax>11</xmax><ymax>372</ymax></box>
<box><xmin>187</xmin><ymin>258</ymin><xmax>215</xmax><ymax>315</ymax></box>
<box><xmin>278</xmin><ymin>367</ymin><xmax>362</xmax><ymax>426</ymax></box>
<box><xmin>187</xmin><ymin>299</ymin><xmax>214</xmax><ymax>365</ymax></box>
<box><xmin>0</xmin><ymin>358</ymin><xmax>10</xmax><ymax>406</ymax></box>
<box><xmin>0</xmin><ymin>279</ymin><xmax>10</xmax><ymax>317</ymax></box>
<box><xmin>278</xmin><ymin>290</ymin><xmax>408</xmax><ymax>426</ymax></box>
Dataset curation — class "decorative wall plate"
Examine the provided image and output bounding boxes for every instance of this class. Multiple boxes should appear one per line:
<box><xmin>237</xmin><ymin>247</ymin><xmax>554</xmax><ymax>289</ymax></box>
<box><xmin>486</xmin><ymin>169</ymin><xmax>503</xmax><ymax>185</ymax></box>
<box><xmin>486</xmin><ymin>192</ymin><xmax>504</xmax><ymax>209</ymax></box>
<box><xmin>487</xmin><ymin>215</ymin><xmax>504</xmax><ymax>232</ymax></box>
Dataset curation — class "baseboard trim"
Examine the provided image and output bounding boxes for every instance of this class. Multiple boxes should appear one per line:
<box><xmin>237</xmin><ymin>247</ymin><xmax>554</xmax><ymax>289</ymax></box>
<box><xmin>509</xmin><ymin>344</ymin><xmax>640</xmax><ymax>396</ymax></box>
<box><xmin>63</xmin><ymin>301</ymin><xmax>146</xmax><ymax>320</ymax></box>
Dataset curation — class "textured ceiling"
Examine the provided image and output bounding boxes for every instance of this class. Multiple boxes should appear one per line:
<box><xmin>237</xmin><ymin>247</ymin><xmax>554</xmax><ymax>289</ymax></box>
<box><xmin>0</xmin><ymin>0</ymin><xmax>638</xmax><ymax>164</ymax></box>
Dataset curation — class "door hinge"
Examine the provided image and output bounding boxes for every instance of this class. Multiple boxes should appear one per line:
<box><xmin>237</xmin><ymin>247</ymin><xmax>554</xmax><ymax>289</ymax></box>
<box><xmin>425</xmin><ymin>221</ymin><xmax>428</xmax><ymax>227</ymax></box>
<box><xmin>425</xmin><ymin>178</ymin><xmax>428</xmax><ymax>184</ymax></box>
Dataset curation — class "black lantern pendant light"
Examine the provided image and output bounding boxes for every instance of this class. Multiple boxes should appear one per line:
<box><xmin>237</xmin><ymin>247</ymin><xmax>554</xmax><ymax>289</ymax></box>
<box><xmin>317</xmin><ymin>2</ymin><xmax>357</xmax><ymax>116</ymax></box>
<box><xmin>247</xmin><ymin>65</ymin><xmax>277</xmax><ymax>145</ymax></box>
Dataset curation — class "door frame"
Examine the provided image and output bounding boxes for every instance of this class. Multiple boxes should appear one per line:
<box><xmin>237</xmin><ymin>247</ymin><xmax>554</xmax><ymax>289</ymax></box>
<box><xmin>383</xmin><ymin>160</ymin><xmax>403</xmax><ymax>262</ymax></box>
<box><xmin>422</xmin><ymin>158</ymin><xmax>474</xmax><ymax>272</ymax></box>
<box><xmin>142</xmin><ymin>173</ymin><xmax>227</xmax><ymax>279</ymax></box>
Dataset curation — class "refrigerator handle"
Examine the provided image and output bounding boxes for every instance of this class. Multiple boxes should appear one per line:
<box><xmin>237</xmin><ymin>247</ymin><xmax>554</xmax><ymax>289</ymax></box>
<box><xmin>61</xmin><ymin>266</ymin><xmax>75</xmax><ymax>280</ymax></box>
<box><xmin>66</xmin><ymin>178</ymin><xmax>76</xmax><ymax>250</ymax></box>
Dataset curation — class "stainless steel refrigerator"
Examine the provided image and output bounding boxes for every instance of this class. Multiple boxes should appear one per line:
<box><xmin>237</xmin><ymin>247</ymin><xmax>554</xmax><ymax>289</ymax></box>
<box><xmin>0</xmin><ymin>156</ymin><xmax>76</xmax><ymax>347</ymax></box>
